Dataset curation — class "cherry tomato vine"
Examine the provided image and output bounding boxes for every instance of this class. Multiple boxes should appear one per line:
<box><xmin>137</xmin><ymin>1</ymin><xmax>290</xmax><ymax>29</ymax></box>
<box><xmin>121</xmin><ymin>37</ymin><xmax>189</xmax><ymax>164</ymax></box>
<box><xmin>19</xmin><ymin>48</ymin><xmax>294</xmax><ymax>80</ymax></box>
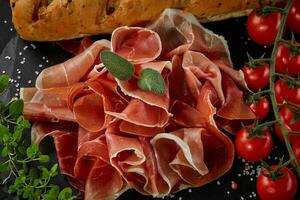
<box><xmin>248</xmin><ymin>0</ymin><xmax>300</xmax><ymax>177</ymax></box>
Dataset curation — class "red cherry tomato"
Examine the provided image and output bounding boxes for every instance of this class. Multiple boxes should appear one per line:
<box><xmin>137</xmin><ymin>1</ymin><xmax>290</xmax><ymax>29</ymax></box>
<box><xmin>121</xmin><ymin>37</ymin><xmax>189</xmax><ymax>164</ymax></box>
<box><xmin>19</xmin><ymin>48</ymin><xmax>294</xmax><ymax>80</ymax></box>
<box><xmin>274</xmin><ymin>79</ymin><xmax>300</xmax><ymax>104</ymax></box>
<box><xmin>292</xmin><ymin>138</ymin><xmax>300</xmax><ymax>164</ymax></box>
<box><xmin>287</xmin><ymin>0</ymin><xmax>300</xmax><ymax>34</ymax></box>
<box><xmin>257</xmin><ymin>166</ymin><xmax>298</xmax><ymax>200</ymax></box>
<box><xmin>249</xmin><ymin>97</ymin><xmax>270</xmax><ymax>120</ymax></box>
<box><xmin>247</xmin><ymin>11</ymin><xmax>282</xmax><ymax>45</ymax></box>
<box><xmin>288</xmin><ymin>54</ymin><xmax>300</xmax><ymax>76</ymax></box>
<box><xmin>242</xmin><ymin>64</ymin><xmax>270</xmax><ymax>91</ymax></box>
<box><xmin>235</xmin><ymin>127</ymin><xmax>273</xmax><ymax>162</ymax></box>
<box><xmin>274</xmin><ymin>79</ymin><xmax>285</xmax><ymax>104</ymax></box>
<box><xmin>274</xmin><ymin>106</ymin><xmax>300</xmax><ymax>141</ymax></box>
<box><xmin>275</xmin><ymin>43</ymin><xmax>291</xmax><ymax>74</ymax></box>
<box><xmin>275</xmin><ymin>42</ymin><xmax>300</xmax><ymax>76</ymax></box>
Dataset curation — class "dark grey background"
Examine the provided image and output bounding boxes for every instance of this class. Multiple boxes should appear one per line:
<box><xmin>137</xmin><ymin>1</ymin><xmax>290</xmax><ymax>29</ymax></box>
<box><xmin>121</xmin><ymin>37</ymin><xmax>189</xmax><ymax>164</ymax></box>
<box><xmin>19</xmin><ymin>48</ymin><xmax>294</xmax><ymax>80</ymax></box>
<box><xmin>1</xmin><ymin>0</ymin><xmax>299</xmax><ymax>199</ymax></box>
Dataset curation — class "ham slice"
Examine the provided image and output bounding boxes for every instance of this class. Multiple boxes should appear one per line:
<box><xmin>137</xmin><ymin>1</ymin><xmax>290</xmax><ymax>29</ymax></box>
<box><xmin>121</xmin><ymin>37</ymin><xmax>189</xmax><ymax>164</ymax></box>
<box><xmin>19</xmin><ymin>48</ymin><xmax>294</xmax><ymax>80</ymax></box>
<box><xmin>111</xmin><ymin>27</ymin><xmax>162</xmax><ymax>64</ymax></box>
<box><xmin>147</xmin><ymin>8</ymin><xmax>232</xmax><ymax>67</ymax></box>
<box><xmin>23</xmin><ymin>9</ymin><xmax>253</xmax><ymax>200</ymax></box>
<box><xmin>217</xmin><ymin>74</ymin><xmax>255</xmax><ymax>120</ymax></box>
<box><xmin>151</xmin><ymin>126</ymin><xmax>233</xmax><ymax>189</ymax></box>
<box><xmin>23</xmin><ymin>86</ymin><xmax>76</xmax><ymax>122</ymax></box>
<box><xmin>36</xmin><ymin>40</ymin><xmax>110</xmax><ymax>89</ymax></box>
<box><xmin>182</xmin><ymin>50</ymin><xmax>224</xmax><ymax>103</ymax></box>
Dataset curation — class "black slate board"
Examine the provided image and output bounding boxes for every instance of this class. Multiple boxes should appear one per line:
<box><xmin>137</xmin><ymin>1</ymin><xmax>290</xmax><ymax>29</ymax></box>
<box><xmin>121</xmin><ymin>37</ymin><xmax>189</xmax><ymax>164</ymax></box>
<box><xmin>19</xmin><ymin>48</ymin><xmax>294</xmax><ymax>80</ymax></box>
<box><xmin>1</xmin><ymin>0</ymin><xmax>300</xmax><ymax>200</ymax></box>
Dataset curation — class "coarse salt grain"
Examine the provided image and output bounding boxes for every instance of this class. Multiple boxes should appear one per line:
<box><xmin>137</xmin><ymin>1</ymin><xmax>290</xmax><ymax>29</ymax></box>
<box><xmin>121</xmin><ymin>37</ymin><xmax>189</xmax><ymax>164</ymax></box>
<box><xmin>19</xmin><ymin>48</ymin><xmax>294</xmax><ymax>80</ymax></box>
<box><xmin>30</xmin><ymin>44</ymin><xmax>37</xmax><ymax>49</ymax></box>
<box><xmin>23</xmin><ymin>46</ymin><xmax>28</xmax><ymax>50</ymax></box>
<box><xmin>4</xmin><ymin>56</ymin><xmax>11</xmax><ymax>60</ymax></box>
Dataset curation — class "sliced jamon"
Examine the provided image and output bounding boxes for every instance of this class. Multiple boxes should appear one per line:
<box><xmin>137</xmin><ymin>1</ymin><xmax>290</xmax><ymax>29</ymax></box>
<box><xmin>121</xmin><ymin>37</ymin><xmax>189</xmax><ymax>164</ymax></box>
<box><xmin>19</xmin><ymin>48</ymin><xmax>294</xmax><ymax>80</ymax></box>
<box><xmin>73</xmin><ymin>127</ymin><xmax>126</xmax><ymax>199</ymax></box>
<box><xmin>169</xmin><ymin>55</ymin><xmax>195</xmax><ymax>105</ymax></box>
<box><xmin>196</xmin><ymin>82</ymin><xmax>219</xmax><ymax>127</ymax></box>
<box><xmin>23</xmin><ymin>86</ymin><xmax>76</xmax><ymax>122</ymax></box>
<box><xmin>217</xmin><ymin>74</ymin><xmax>255</xmax><ymax>120</ymax></box>
<box><xmin>105</xmin><ymin>123</ymin><xmax>167</xmax><ymax>196</ymax></box>
<box><xmin>182</xmin><ymin>51</ymin><xmax>224</xmax><ymax>103</ymax></box>
<box><xmin>119</xmin><ymin>121</ymin><xmax>165</xmax><ymax>137</ymax></box>
<box><xmin>171</xmin><ymin>100</ymin><xmax>206</xmax><ymax>128</ymax></box>
<box><xmin>116</xmin><ymin>61</ymin><xmax>172</xmax><ymax>118</ymax></box>
<box><xmin>111</xmin><ymin>27</ymin><xmax>162</xmax><ymax>64</ymax></box>
<box><xmin>53</xmin><ymin>131</ymin><xmax>78</xmax><ymax>177</ymax></box>
<box><xmin>106</xmin><ymin>99</ymin><xmax>169</xmax><ymax>128</ymax></box>
<box><xmin>36</xmin><ymin>40</ymin><xmax>110</xmax><ymax>89</ymax></box>
<box><xmin>31</xmin><ymin>121</ymin><xmax>78</xmax><ymax>144</ymax></box>
<box><xmin>151</xmin><ymin>126</ymin><xmax>234</xmax><ymax>189</ymax></box>
<box><xmin>73</xmin><ymin>93</ymin><xmax>111</xmax><ymax>132</ymax></box>
<box><xmin>147</xmin><ymin>8</ymin><xmax>232</xmax><ymax>66</ymax></box>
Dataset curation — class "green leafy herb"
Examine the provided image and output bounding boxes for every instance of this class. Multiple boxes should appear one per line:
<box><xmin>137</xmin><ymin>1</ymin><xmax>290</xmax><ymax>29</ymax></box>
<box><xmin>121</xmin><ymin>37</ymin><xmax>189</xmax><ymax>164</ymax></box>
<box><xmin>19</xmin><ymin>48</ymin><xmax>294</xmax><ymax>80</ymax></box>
<box><xmin>100</xmin><ymin>51</ymin><xmax>166</xmax><ymax>95</ymax></box>
<box><xmin>0</xmin><ymin>74</ymin><xmax>9</xmax><ymax>93</ymax></box>
<box><xmin>138</xmin><ymin>68</ymin><xmax>165</xmax><ymax>95</ymax></box>
<box><xmin>0</xmin><ymin>74</ymin><xmax>74</xmax><ymax>199</ymax></box>
<box><xmin>101</xmin><ymin>50</ymin><xmax>134</xmax><ymax>81</ymax></box>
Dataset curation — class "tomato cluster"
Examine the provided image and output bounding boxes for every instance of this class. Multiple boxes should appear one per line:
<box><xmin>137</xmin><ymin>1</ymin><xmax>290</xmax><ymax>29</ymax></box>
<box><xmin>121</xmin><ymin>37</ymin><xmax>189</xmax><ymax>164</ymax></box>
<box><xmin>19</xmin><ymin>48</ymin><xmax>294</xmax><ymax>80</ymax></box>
<box><xmin>238</xmin><ymin>1</ymin><xmax>300</xmax><ymax>199</ymax></box>
<box><xmin>247</xmin><ymin>0</ymin><xmax>300</xmax><ymax>45</ymax></box>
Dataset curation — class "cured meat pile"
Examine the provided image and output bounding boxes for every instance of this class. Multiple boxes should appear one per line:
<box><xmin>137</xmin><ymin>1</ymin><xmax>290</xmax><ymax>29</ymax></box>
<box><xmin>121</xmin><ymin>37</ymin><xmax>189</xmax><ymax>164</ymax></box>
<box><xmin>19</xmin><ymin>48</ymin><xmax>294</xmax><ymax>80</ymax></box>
<box><xmin>21</xmin><ymin>9</ymin><xmax>255</xmax><ymax>200</ymax></box>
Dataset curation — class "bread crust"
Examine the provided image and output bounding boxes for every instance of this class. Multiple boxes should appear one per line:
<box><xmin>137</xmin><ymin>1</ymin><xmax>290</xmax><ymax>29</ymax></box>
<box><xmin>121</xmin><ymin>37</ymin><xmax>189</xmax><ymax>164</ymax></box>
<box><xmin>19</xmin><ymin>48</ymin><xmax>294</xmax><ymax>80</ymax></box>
<box><xmin>10</xmin><ymin>0</ymin><xmax>262</xmax><ymax>41</ymax></box>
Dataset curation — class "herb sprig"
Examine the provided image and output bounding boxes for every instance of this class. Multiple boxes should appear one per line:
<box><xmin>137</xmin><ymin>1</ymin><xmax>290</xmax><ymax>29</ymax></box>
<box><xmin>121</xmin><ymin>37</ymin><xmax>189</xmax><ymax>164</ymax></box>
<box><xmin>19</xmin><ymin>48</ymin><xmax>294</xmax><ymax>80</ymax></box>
<box><xmin>100</xmin><ymin>51</ymin><xmax>165</xmax><ymax>95</ymax></box>
<box><xmin>0</xmin><ymin>74</ymin><xmax>73</xmax><ymax>200</ymax></box>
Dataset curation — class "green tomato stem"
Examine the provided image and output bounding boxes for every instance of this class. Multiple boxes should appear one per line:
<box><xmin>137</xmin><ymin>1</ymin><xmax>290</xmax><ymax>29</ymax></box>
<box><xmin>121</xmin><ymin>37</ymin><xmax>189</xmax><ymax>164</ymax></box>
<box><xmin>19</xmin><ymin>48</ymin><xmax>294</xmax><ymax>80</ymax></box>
<box><xmin>268</xmin><ymin>0</ymin><xmax>300</xmax><ymax>178</ymax></box>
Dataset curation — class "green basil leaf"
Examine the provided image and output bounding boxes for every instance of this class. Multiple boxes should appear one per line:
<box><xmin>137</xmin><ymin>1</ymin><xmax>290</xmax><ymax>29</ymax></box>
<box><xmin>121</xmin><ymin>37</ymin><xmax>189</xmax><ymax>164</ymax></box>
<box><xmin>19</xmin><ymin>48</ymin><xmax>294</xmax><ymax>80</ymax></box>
<box><xmin>39</xmin><ymin>155</ymin><xmax>50</xmax><ymax>163</ymax></box>
<box><xmin>26</xmin><ymin>144</ymin><xmax>39</xmax><ymax>159</ymax></box>
<box><xmin>9</xmin><ymin>99</ymin><xmax>24</xmax><ymax>119</ymax></box>
<box><xmin>100</xmin><ymin>51</ymin><xmax>134</xmax><ymax>81</ymax></box>
<box><xmin>0</xmin><ymin>74</ymin><xmax>9</xmax><ymax>93</ymax></box>
<box><xmin>58</xmin><ymin>187</ymin><xmax>73</xmax><ymax>200</ymax></box>
<box><xmin>138</xmin><ymin>68</ymin><xmax>165</xmax><ymax>95</ymax></box>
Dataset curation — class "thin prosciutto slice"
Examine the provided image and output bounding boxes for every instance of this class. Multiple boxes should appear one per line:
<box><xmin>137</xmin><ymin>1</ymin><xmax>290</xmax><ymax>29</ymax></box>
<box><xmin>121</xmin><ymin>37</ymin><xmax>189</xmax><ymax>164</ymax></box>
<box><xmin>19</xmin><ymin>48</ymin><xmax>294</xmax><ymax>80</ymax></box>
<box><xmin>111</xmin><ymin>27</ymin><xmax>162</xmax><ymax>64</ymax></box>
<box><xmin>36</xmin><ymin>40</ymin><xmax>110</xmax><ymax>89</ymax></box>
<box><xmin>23</xmin><ymin>8</ymin><xmax>256</xmax><ymax>200</ymax></box>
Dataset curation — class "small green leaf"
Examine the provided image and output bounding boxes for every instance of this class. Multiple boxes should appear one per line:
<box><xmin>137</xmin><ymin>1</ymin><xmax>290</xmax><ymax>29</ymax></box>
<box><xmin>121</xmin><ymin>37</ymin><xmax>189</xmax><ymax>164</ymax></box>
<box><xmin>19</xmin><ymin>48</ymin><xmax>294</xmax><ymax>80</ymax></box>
<box><xmin>38</xmin><ymin>166</ymin><xmax>50</xmax><ymax>180</ymax></box>
<box><xmin>9</xmin><ymin>99</ymin><xmax>24</xmax><ymax>119</ymax></box>
<box><xmin>23</xmin><ymin>185</ymin><xmax>34</xmax><ymax>199</ymax></box>
<box><xmin>0</xmin><ymin>124</ymin><xmax>9</xmax><ymax>141</ymax></box>
<box><xmin>100</xmin><ymin>51</ymin><xmax>134</xmax><ymax>81</ymax></box>
<box><xmin>39</xmin><ymin>155</ymin><xmax>50</xmax><ymax>163</ymax></box>
<box><xmin>0</xmin><ymin>162</ymin><xmax>8</xmax><ymax>173</ymax></box>
<box><xmin>26</xmin><ymin>144</ymin><xmax>39</xmax><ymax>159</ymax></box>
<box><xmin>50</xmin><ymin>164</ymin><xmax>58</xmax><ymax>176</ymax></box>
<box><xmin>13</xmin><ymin>129</ymin><xmax>23</xmax><ymax>143</ymax></box>
<box><xmin>58</xmin><ymin>187</ymin><xmax>73</xmax><ymax>200</ymax></box>
<box><xmin>1</xmin><ymin>146</ymin><xmax>9</xmax><ymax>157</ymax></box>
<box><xmin>0</xmin><ymin>74</ymin><xmax>9</xmax><ymax>93</ymax></box>
<box><xmin>138</xmin><ymin>68</ymin><xmax>165</xmax><ymax>95</ymax></box>
<box><xmin>43</xmin><ymin>185</ymin><xmax>59</xmax><ymax>200</ymax></box>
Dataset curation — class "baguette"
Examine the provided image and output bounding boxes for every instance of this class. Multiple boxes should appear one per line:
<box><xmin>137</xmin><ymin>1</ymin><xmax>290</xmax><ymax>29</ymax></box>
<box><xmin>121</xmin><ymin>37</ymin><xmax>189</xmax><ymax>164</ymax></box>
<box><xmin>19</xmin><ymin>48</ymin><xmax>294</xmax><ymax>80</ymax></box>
<box><xmin>10</xmin><ymin>0</ymin><xmax>263</xmax><ymax>41</ymax></box>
